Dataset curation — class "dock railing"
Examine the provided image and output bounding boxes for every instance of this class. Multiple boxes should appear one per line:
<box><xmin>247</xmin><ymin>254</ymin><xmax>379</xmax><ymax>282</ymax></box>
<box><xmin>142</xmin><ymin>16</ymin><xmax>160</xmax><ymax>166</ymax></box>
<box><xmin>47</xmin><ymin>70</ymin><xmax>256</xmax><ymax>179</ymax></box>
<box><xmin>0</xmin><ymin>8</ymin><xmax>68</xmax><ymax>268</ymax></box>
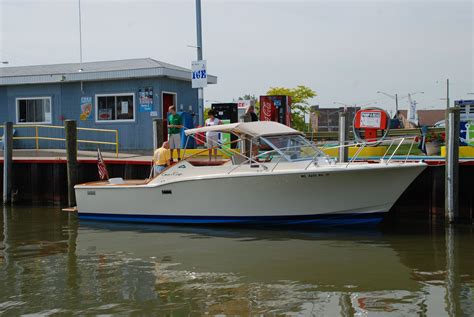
<box><xmin>305</xmin><ymin>127</ymin><xmax>445</xmax><ymax>141</ymax></box>
<box><xmin>0</xmin><ymin>124</ymin><xmax>119</xmax><ymax>157</ymax></box>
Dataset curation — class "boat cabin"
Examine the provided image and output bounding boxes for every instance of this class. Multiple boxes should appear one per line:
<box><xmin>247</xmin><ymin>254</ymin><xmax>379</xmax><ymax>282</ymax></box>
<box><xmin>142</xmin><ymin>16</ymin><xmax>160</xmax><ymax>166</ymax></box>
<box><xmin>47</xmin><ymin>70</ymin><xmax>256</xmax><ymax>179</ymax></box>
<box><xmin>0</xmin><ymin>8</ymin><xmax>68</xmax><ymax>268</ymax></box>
<box><xmin>184</xmin><ymin>121</ymin><xmax>326</xmax><ymax>165</ymax></box>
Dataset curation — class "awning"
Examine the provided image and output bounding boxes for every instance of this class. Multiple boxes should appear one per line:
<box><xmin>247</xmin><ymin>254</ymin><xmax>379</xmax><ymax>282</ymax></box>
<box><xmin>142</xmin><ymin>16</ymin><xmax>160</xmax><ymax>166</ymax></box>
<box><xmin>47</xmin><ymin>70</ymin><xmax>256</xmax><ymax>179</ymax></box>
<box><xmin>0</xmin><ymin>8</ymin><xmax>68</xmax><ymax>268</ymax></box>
<box><xmin>185</xmin><ymin>121</ymin><xmax>302</xmax><ymax>138</ymax></box>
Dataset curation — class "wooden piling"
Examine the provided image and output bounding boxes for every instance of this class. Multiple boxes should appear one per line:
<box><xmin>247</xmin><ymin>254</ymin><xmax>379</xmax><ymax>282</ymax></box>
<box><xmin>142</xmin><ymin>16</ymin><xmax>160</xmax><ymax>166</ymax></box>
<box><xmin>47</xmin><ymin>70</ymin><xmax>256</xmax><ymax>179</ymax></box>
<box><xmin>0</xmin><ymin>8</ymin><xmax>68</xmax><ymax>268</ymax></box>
<box><xmin>338</xmin><ymin>112</ymin><xmax>349</xmax><ymax>163</ymax></box>
<box><xmin>65</xmin><ymin>120</ymin><xmax>77</xmax><ymax>207</ymax></box>
<box><xmin>3</xmin><ymin>122</ymin><xmax>13</xmax><ymax>204</ymax></box>
<box><xmin>445</xmin><ymin>107</ymin><xmax>460</xmax><ymax>223</ymax></box>
<box><xmin>153</xmin><ymin>118</ymin><xmax>164</xmax><ymax>149</ymax></box>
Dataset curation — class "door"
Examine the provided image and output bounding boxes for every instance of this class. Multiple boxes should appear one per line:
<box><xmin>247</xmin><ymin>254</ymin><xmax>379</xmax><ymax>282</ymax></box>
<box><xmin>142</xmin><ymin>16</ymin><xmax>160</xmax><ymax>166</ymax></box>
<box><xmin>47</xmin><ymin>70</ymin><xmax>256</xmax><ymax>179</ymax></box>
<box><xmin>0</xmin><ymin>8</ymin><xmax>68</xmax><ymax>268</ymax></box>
<box><xmin>162</xmin><ymin>92</ymin><xmax>177</xmax><ymax>141</ymax></box>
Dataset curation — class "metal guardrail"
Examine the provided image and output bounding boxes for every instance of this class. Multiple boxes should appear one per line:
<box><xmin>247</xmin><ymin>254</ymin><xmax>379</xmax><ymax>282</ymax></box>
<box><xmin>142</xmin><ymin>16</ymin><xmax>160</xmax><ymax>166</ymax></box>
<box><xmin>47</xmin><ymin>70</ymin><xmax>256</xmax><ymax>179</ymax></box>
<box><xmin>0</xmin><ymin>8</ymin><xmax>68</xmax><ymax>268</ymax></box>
<box><xmin>305</xmin><ymin>127</ymin><xmax>445</xmax><ymax>141</ymax></box>
<box><xmin>0</xmin><ymin>124</ymin><xmax>119</xmax><ymax>157</ymax></box>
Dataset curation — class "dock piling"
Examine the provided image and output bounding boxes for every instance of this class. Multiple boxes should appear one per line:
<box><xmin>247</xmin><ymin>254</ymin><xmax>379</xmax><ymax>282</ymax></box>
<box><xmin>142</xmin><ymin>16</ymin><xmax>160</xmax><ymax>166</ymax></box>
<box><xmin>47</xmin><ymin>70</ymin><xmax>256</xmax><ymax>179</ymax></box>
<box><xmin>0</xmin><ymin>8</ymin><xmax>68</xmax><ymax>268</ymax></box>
<box><xmin>445</xmin><ymin>107</ymin><xmax>460</xmax><ymax>223</ymax></box>
<box><xmin>65</xmin><ymin>120</ymin><xmax>77</xmax><ymax>207</ymax></box>
<box><xmin>3</xmin><ymin>122</ymin><xmax>13</xmax><ymax>204</ymax></box>
<box><xmin>153</xmin><ymin>118</ymin><xmax>164</xmax><ymax>150</ymax></box>
<box><xmin>338</xmin><ymin>111</ymin><xmax>349</xmax><ymax>163</ymax></box>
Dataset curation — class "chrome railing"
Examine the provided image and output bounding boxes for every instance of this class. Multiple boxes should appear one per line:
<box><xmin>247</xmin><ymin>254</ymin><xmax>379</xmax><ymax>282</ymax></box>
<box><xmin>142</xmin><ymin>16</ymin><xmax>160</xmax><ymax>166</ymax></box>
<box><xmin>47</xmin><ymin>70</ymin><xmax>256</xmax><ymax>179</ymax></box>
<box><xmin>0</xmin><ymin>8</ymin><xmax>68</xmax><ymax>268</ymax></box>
<box><xmin>320</xmin><ymin>136</ymin><xmax>419</xmax><ymax>167</ymax></box>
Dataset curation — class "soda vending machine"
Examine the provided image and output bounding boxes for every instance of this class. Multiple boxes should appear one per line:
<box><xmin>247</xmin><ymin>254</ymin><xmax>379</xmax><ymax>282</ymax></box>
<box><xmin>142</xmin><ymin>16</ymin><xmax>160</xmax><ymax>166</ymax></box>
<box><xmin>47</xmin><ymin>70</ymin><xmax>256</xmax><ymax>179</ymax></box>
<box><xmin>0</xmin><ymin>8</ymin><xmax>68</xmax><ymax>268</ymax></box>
<box><xmin>259</xmin><ymin>95</ymin><xmax>292</xmax><ymax>127</ymax></box>
<box><xmin>211</xmin><ymin>103</ymin><xmax>238</xmax><ymax>148</ymax></box>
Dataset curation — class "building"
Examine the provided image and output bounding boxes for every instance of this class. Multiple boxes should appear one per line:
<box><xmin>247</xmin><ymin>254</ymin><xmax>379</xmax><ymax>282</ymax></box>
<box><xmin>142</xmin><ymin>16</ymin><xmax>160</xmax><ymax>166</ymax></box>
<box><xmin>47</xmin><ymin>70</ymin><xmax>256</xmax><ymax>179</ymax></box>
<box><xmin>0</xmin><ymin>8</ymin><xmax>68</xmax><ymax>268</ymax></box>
<box><xmin>398</xmin><ymin>110</ymin><xmax>445</xmax><ymax>127</ymax></box>
<box><xmin>0</xmin><ymin>58</ymin><xmax>217</xmax><ymax>151</ymax></box>
<box><xmin>310</xmin><ymin>106</ymin><xmax>360</xmax><ymax>132</ymax></box>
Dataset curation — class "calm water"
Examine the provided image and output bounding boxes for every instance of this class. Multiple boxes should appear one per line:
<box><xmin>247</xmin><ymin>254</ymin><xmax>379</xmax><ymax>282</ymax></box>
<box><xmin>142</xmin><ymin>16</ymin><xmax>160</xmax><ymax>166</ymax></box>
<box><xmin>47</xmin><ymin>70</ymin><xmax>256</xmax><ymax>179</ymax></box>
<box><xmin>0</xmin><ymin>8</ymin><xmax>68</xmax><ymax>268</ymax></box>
<box><xmin>0</xmin><ymin>206</ymin><xmax>473</xmax><ymax>316</ymax></box>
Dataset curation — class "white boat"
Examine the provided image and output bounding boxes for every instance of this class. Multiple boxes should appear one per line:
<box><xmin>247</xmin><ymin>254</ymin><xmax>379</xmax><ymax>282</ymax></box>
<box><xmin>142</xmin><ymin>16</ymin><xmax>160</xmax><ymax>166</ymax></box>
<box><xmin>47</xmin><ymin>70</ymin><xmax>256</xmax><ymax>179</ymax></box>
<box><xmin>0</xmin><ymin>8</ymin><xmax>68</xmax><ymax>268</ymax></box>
<box><xmin>75</xmin><ymin>121</ymin><xmax>426</xmax><ymax>225</ymax></box>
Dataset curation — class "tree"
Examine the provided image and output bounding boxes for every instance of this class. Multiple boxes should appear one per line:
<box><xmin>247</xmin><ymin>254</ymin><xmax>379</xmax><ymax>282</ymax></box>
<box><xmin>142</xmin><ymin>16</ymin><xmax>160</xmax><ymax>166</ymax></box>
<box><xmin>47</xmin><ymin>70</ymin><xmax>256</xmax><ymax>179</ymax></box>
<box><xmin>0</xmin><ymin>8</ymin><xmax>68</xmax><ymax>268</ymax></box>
<box><xmin>238</xmin><ymin>94</ymin><xmax>257</xmax><ymax>102</ymax></box>
<box><xmin>266</xmin><ymin>85</ymin><xmax>317</xmax><ymax>131</ymax></box>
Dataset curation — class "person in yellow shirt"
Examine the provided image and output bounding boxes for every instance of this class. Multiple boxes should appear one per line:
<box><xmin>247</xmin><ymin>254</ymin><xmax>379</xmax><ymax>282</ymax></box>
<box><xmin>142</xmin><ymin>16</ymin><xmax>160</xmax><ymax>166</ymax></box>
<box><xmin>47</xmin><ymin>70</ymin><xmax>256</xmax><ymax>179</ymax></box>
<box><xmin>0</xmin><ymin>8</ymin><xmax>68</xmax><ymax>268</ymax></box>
<box><xmin>153</xmin><ymin>141</ymin><xmax>171</xmax><ymax>175</ymax></box>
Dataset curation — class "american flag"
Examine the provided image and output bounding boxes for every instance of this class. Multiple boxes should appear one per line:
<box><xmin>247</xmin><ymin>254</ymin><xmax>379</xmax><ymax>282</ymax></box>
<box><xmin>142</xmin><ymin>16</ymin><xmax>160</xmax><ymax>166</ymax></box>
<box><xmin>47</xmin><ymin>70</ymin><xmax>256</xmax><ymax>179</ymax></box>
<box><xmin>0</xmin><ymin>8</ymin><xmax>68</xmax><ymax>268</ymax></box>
<box><xmin>97</xmin><ymin>148</ymin><xmax>109</xmax><ymax>180</ymax></box>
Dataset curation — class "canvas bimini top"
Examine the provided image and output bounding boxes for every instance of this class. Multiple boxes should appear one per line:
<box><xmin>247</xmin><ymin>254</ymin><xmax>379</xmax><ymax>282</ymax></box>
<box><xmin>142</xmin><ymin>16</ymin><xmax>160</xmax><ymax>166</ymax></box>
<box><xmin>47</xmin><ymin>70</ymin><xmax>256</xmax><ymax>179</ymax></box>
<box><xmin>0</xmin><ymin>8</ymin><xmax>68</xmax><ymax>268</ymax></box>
<box><xmin>185</xmin><ymin>121</ymin><xmax>302</xmax><ymax>138</ymax></box>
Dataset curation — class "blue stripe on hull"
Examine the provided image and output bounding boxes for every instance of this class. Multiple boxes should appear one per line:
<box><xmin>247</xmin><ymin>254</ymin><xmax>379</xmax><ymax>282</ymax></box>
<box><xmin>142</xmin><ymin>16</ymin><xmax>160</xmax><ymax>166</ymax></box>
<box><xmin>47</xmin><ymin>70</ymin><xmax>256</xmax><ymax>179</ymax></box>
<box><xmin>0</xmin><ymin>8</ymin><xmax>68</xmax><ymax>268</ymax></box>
<box><xmin>78</xmin><ymin>212</ymin><xmax>385</xmax><ymax>226</ymax></box>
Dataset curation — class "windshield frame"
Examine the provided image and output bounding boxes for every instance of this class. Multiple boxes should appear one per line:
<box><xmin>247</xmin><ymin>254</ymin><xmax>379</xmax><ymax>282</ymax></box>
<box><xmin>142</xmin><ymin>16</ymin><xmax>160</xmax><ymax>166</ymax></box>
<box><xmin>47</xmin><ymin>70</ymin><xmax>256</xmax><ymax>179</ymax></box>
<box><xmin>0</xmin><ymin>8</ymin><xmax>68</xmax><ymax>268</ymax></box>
<box><xmin>259</xmin><ymin>134</ymin><xmax>326</xmax><ymax>162</ymax></box>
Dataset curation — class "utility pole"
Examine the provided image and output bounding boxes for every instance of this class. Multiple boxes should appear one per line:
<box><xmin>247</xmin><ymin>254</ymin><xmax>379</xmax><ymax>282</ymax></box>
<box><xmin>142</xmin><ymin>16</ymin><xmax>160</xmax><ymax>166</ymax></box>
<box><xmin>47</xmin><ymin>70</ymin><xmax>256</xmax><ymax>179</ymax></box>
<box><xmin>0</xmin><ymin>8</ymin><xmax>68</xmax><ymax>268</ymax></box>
<box><xmin>446</xmin><ymin>79</ymin><xmax>450</xmax><ymax>108</ymax></box>
<box><xmin>395</xmin><ymin>94</ymin><xmax>398</xmax><ymax>117</ymax></box>
<box><xmin>196</xmin><ymin>0</ymin><xmax>204</xmax><ymax>126</ymax></box>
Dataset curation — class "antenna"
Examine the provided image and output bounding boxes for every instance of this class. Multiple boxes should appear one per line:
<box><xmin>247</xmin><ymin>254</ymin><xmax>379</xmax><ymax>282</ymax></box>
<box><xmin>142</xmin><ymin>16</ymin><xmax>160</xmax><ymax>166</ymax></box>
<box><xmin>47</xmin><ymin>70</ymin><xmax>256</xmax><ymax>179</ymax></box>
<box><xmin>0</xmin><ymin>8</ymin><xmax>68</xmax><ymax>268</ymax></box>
<box><xmin>78</xmin><ymin>0</ymin><xmax>83</xmax><ymax>72</ymax></box>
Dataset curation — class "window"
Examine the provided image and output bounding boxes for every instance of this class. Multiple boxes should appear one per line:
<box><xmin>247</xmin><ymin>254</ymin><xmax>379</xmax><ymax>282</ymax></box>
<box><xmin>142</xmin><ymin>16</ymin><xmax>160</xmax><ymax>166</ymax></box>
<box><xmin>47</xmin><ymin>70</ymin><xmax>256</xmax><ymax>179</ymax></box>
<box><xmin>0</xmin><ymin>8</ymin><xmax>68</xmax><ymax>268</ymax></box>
<box><xmin>260</xmin><ymin>135</ymin><xmax>325</xmax><ymax>162</ymax></box>
<box><xmin>96</xmin><ymin>94</ymin><xmax>135</xmax><ymax>122</ymax></box>
<box><xmin>16</xmin><ymin>97</ymin><xmax>52</xmax><ymax>124</ymax></box>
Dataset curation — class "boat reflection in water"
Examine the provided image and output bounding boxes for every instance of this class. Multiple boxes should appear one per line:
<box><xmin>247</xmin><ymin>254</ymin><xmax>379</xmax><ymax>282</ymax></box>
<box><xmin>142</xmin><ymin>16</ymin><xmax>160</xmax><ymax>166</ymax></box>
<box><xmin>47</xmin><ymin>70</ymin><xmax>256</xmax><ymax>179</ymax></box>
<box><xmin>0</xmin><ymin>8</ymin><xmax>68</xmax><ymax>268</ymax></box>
<box><xmin>0</xmin><ymin>206</ymin><xmax>473</xmax><ymax>316</ymax></box>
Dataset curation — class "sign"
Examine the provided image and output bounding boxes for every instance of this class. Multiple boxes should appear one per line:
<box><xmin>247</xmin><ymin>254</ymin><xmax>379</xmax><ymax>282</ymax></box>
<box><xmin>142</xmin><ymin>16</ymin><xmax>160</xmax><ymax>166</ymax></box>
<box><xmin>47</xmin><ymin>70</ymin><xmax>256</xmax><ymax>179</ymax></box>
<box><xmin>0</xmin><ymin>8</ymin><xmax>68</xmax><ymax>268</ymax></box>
<box><xmin>237</xmin><ymin>100</ymin><xmax>251</xmax><ymax>109</ymax></box>
<box><xmin>260</xmin><ymin>98</ymin><xmax>274</xmax><ymax>121</ymax></box>
<box><xmin>359</xmin><ymin>111</ymin><xmax>382</xmax><ymax>128</ymax></box>
<box><xmin>460</xmin><ymin>121</ymin><xmax>474</xmax><ymax>146</ymax></box>
<box><xmin>99</xmin><ymin>109</ymin><xmax>112</xmax><ymax>120</ymax></box>
<box><xmin>455</xmin><ymin>100</ymin><xmax>474</xmax><ymax>121</ymax></box>
<box><xmin>192</xmin><ymin>60</ymin><xmax>207</xmax><ymax>88</ymax></box>
<box><xmin>139</xmin><ymin>87</ymin><xmax>153</xmax><ymax>112</ymax></box>
<box><xmin>121</xmin><ymin>101</ymin><xmax>129</xmax><ymax>114</ymax></box>
<box><xmin>80</xmin><ymin>96</ymin><xmax>93</xmax><ymax>121</ymax></box>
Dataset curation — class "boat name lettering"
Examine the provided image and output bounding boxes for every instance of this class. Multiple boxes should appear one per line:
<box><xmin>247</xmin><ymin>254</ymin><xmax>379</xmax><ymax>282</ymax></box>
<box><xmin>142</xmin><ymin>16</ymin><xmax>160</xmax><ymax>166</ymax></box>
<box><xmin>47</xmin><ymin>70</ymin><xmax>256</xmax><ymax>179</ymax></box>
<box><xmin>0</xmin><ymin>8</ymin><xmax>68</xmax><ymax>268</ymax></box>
<box><xmin>87</xmin><ymin>191</ymin><xmax>96</xmax><ymax>195</ymax></box>
<box><xmin>178</xmin><ymin>165</ymin><xmax>187</xmax><ymax>169</ymax></box>
<box><xmin>300</xmin><ymin>173</ymin><xmax>329</xmax><ymax>178</ymax></box>
<box><xmin>162</xmin><ymin>172</ymin><xmax>183</xmax><ymax>177</ymax></box>
<box><xmin>161</xmin><ymin>190</ymin><xmax>172</xmax><ymax>195</ymax></box>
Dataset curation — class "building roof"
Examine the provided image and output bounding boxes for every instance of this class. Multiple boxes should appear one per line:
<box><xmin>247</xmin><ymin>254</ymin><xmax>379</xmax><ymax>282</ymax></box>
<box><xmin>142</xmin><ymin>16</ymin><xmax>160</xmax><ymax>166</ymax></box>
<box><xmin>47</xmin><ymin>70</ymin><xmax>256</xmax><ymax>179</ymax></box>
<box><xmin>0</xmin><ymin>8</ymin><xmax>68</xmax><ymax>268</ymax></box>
<box><xmin>0</xmin><ymin>58</ymin><xmax>217</xmax><ymax>86</ymax></box>
<box><xmin>398</xmin><ymin>109</ymin><xmax>445</xmax><ymax>126</ymax></box>
<box><xmin>185</xmin><ymin>121</ymin><xmax>302</xmax><ymax>138</ymax></box>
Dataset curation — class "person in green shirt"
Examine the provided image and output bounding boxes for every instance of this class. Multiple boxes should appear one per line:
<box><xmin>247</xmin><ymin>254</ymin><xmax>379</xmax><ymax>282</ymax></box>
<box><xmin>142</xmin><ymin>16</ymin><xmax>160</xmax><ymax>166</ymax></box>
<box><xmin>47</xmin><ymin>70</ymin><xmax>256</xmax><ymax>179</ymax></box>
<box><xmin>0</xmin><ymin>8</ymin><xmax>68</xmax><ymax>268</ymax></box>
<box><xmin>167</xmin><ymin>105</ymin><xmax>183</xmax><ymax>160</ymax></box>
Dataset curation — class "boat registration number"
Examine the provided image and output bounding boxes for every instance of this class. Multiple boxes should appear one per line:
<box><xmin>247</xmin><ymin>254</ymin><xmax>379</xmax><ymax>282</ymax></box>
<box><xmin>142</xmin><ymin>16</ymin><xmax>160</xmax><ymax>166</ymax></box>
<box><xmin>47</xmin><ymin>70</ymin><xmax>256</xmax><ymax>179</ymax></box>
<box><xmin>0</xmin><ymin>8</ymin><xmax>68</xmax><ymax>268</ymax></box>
<box><xmin>300</xmin><ymin>173</ymin><xmax>329</xmax><ymax>178</ymax></box>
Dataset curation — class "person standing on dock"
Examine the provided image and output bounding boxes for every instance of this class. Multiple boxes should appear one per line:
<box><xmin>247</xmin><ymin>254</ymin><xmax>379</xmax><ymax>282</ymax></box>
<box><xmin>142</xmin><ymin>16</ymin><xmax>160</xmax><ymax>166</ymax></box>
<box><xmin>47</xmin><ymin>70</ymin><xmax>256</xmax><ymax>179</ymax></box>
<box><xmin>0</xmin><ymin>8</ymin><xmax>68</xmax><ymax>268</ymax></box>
<box><xmin>243</xmin><ymin>105</ymin><xmax>258</xmax><ymax>122</ymax></box>
<box><xmin>167</xmin><ymin>105</ymin><xmax>183</xmax><ymax>161</ymax></box>
<box><xmin>243</xmin><ymin>105</ymin><xmax>259</xmax><ymax>158</ymax></box>
<box><xmin>205</xmin><ymin>109</ymin><xmax>222</xmax><ymax>161</ymax></box>
<box><xmin>153</xmin><ymin>141</ymin><xmax>171</xmax><ymax>175</ymax></box>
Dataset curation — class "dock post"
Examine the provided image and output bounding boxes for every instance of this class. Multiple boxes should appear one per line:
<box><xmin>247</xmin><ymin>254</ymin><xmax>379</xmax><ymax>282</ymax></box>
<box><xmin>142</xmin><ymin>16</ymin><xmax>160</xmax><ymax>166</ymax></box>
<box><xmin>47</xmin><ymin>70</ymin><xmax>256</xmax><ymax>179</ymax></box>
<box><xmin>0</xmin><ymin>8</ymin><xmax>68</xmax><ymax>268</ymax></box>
<box><xmin>153</xmin><ymin>118</ymin><xmax>164</xmax><ymax>150</ymax></box>
<box><xmin>338</xmin><ymin>111</ymin><xmax>349</xmax><ymax>163</ymax></box>
<box><xmin>445</xmin><ymin>107</ymin><xmax>460</xmax><ymax>223</ymax></box>
<box><xmin>3</xmin><ymin>122</ymin><xmax>13</xmax><ymax>204</ymax></box>
<box><xmin>65</xmin><ymin>120</ymin><xmax>77</xmax><ymax>207</ymax></box>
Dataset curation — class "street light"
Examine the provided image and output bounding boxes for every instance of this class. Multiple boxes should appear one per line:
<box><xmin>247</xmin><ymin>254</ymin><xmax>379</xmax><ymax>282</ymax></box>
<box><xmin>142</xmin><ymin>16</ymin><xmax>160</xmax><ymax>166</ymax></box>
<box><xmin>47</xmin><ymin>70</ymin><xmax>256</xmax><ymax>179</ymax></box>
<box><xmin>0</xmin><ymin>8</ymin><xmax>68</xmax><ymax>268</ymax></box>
<box><xmin>377</xmin><ymin>91</ymin><xmax>424</xmax><ymax>117</ymax></box>
<box><xmin>333</xmin><ymin>101</ymin><xmax>377</xmax><ymax>108</ymax></box>
<box><xmin>377</xmin><ymin>91</ymin><xmax>399</xmax><ymax>116</ymax></box>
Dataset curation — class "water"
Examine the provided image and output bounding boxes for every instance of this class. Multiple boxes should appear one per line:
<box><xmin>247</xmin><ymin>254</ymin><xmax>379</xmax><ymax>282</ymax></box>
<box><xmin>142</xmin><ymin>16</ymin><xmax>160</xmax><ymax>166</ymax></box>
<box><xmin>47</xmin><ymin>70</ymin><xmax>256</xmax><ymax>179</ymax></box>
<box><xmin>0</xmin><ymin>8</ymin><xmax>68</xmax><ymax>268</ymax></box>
<box><xmin>0</xmin><ymin>206</ymin><xmax>473</xmax><ymax>316</ymax></box>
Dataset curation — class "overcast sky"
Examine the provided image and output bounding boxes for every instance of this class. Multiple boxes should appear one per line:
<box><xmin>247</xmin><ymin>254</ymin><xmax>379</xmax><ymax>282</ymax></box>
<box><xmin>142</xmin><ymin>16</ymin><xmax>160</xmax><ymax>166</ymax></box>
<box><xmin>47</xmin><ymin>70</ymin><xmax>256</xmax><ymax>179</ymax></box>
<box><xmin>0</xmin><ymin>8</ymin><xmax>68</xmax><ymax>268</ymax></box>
<box><xmin>1</xmin><ymin>0</ymin><xmax>473</xmax><ymax>114</ymax></box>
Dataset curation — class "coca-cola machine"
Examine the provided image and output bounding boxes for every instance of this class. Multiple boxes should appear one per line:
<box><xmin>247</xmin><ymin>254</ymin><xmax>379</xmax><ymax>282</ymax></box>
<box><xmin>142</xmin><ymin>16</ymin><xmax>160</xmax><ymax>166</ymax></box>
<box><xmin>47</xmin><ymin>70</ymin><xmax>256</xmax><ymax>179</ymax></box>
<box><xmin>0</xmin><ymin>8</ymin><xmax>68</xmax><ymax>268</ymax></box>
<box><xmin>259</xmin><ymin>95</ymin><xmax>292</xmax><ymax>127</ymax></box>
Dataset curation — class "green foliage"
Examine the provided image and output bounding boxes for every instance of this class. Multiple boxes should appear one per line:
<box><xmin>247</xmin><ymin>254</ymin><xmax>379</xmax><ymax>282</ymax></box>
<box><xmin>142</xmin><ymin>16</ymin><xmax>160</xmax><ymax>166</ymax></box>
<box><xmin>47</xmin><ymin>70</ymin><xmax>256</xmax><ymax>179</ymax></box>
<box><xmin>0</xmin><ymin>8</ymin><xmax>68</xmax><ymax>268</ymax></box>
<box><xmin>238</xmin><ymin>94</ymin><xmax>257</xmax><ymax>102</ymax></box>
<box><xmin>266</xmin><ymin>85</ymin><xmax>317</xmax><ymax>131</ymax></box>
<box><xmin>203</xmin><ymin>106</ymin><xmax>211</xmax><ymax>123</ymax></box>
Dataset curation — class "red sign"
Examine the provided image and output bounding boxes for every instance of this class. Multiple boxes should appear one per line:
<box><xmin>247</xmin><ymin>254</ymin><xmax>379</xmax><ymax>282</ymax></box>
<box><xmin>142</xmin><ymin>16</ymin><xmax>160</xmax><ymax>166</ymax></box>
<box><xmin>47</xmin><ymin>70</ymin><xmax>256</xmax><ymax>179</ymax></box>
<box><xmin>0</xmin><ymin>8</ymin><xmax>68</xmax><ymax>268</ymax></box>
<box><xmin>260</xmin><ymin>96</ymin><xmax>274</xmax><ymax>121</ymax></box>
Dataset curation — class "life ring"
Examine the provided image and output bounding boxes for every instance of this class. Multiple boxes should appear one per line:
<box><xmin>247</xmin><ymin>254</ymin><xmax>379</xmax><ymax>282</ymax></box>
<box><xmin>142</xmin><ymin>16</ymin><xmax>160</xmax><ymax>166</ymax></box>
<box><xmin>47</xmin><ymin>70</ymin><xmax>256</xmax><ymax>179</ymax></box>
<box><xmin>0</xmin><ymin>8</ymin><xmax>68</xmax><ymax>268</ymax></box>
<box><xmin>352</xmin><ymin>107</ymin><xmax>391</xmax><ymax>146</ymax></box>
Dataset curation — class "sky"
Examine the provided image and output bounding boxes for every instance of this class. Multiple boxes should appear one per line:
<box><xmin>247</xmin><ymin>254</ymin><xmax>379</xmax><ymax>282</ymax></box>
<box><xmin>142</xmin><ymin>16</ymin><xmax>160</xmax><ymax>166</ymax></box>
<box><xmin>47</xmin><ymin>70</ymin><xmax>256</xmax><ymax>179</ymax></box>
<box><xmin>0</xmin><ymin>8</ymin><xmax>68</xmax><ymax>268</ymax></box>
<box><xmin>0</xmin><ymin>0</ymin><xmax>473</xmax><ymax>115</ymax></box>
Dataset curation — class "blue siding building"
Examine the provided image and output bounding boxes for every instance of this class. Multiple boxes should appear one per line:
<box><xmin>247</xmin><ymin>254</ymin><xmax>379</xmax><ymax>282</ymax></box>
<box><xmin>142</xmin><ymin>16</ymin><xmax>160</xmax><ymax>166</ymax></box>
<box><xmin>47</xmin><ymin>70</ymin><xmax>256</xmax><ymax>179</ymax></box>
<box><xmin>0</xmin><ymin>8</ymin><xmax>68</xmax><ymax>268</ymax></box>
<box><xmin>0</xmin><ymin>58</ymin><xmax>217</xmax><ymax>151</ymax></box>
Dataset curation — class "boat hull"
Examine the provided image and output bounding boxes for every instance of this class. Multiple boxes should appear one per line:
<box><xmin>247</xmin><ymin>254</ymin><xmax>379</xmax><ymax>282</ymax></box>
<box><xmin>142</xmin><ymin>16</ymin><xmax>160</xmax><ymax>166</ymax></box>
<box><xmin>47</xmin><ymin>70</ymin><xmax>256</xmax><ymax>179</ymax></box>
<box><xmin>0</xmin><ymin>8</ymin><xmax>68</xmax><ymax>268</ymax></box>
<box><xmin>75</xmin><ymin>163</ymin><xmax>426</xmax><ymax>226</ymax></box>
<box><xmin>78</xmin><ymin>211</ymin><xmax>386</xmax><ymax>226</ymax></box>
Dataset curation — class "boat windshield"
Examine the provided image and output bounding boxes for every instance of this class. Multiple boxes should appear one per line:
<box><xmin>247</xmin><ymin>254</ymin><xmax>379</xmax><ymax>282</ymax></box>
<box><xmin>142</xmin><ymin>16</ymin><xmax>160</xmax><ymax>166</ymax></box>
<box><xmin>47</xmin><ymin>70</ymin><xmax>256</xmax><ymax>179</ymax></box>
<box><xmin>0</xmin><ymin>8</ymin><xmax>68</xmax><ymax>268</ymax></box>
<box><xmin>259</xmin><ymin>134</ymin><xmax>326</xmax><ymax>162</ymax></box>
